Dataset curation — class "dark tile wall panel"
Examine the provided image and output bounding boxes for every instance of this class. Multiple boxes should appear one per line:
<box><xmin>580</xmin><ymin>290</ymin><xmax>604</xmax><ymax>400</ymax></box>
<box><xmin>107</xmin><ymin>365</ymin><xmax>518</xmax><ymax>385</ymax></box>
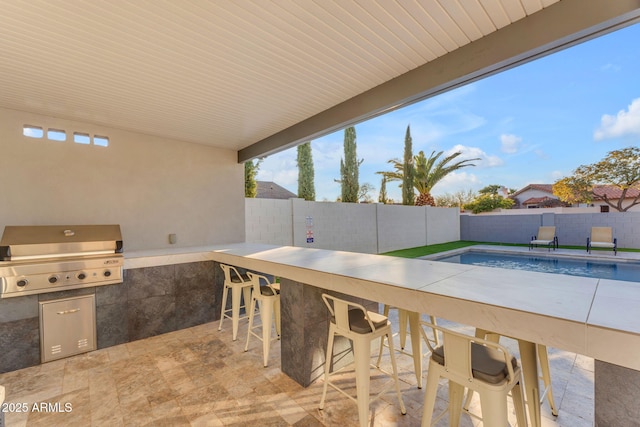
<box><xmin>128</xmin><ymin>295</ymin><xmax>176</xmax><ymax>341</ymax></box>
<box><xmin>126</xmin><ymin>264</ymin><xmax>176</xmax><ymax>300</ymax></box>
<box><xmin>279</xmin><ymin>278</ymin><xmax>377</xmax><ymax>387</ymax></box>
<box><xmin>175</xmin><ymin>262</ymin><xmax>216</xmax><ymax>330</ymax></box>
<box><xmin>211</xmin><ymin>262</ymin><xmax>226</xmax><ymax>322</ymax></box>
<box><xmin>96</xmin><ymin>301</ymin><xmax>128</xmax><ymax>348</ymax></box>
<box><xmin>0</xmin><ymin>317</ymin><xmax>40</xmax><ymax>373</ymax></box>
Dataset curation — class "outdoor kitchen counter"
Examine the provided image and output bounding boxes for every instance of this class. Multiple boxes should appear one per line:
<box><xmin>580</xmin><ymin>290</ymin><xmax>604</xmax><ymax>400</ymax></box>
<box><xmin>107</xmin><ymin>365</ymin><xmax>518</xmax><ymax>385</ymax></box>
<box><xmin>124</xmin><ymin>242</ymin><xmax>640</xmax><ymax>371</ymax></box>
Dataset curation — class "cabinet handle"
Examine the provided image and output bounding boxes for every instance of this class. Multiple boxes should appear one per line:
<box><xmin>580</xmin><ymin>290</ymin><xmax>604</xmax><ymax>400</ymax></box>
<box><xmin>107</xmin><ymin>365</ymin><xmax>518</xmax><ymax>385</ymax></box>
<box><xmin>56</xmin><ymin>308</ymin><xmax>80</xmax><ymax>315</ymax></box>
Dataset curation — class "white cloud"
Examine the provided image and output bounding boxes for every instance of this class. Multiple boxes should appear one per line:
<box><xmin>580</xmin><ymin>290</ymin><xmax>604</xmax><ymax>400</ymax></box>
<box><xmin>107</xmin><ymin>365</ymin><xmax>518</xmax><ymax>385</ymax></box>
<box><xmin>549</xmin><ymin>170</ymin><xmax>564</xmax><ymax>181</ymax></box>
<box><xmin>256</xmin><ymin>150</ymin><xmax>298</xmax><ymax>190</ymax></box>
<box><xmin>534</xmin><ymin>149</ymin><xmax>548</xmax><ymax>159</ymax></box>
<box><xmin>433</xmin><ymin>171</ymin><xmax>480</xmax><ymax>195</ymax></box>
<box><xmin>445</xmin><ymin>144</ymin><xmax>503</xmax><ymax>168</ymax></box>
<box><xmin>601</xmin><ymin>63</ymin><xmax>621</xmax><ymax>72</ymax></box>
<box><xmin>500</xmin><ymin>134</ymin><xmax>522</xmax><ymax>153</ymax></box>
<box><xmin>594</xmin><ymin>98</ymin><xmax>640</xmax><ymax>140</ymax></box>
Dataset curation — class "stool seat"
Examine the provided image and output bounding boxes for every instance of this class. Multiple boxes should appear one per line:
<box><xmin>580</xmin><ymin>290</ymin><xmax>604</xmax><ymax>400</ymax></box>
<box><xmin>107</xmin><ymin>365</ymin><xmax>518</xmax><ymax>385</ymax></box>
<box><xmin>432</xmin><ymin>343</ymin><xmax>518</xmax><ymax>385</ymax></box>
<box><xmin>333</xmin><ymin>309</ymin><xmax>387</xmax><ymax>333</ymax></box>
<box><xmin>319</xmin><ymin>294</ymin><xmax>406</xmax><ymax>427</ymax></box>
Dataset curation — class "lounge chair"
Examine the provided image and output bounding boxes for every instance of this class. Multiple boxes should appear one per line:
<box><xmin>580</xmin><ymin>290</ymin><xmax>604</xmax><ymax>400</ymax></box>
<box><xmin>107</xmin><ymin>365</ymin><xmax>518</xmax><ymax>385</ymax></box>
<box><xmin>529</xmin><ymin>226</ymin><xmax>558</xmax><ymax>251</ymax></box>
<box><xmin>587</xmin><ymin>226</ymin><xmax>617</xmax><ymax>255</ymax></box>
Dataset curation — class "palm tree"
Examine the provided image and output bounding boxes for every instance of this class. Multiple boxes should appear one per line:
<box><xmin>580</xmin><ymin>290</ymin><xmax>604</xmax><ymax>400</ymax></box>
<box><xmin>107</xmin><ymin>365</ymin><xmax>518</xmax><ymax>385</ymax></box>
<box><xmin>378</xmin><ymin>150</ymin><xmax>479</xmax><ymax>206</ymax></box>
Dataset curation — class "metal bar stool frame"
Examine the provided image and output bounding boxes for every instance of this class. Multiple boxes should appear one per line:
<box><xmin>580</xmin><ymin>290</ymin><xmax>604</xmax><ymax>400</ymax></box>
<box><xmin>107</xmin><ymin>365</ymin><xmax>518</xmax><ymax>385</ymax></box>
<box><xmin>244</xmin><ymin>272</ymin><xmax>281</xmax><ymax>367</ymax></box>
<box><xmin>420</xmin><ymin>321</ymin><xmax>528</xmax><ymax>427</ymax></box>
<box><xmin>319</xmin><ymin>294</ymin><xmax>406</xmax><ymax>427</ymax></box>
<box><xmin>218</xmin><ymin>263</ymin><xmax>254</xmax><ymax>341</ymax></box>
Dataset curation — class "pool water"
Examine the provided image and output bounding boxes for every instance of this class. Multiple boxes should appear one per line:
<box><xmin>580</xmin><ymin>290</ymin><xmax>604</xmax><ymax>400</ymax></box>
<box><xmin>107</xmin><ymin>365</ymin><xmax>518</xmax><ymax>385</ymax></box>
<box><xmin>436</xmin><ymin>251</ymin><xmax>640</xmax><ymax>283</ymax></box>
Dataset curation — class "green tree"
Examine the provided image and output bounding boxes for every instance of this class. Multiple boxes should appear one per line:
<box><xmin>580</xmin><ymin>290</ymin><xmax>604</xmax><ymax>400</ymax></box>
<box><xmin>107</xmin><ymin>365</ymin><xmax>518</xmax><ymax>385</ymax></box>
<box><xmin>244</xmin><ymin>159</ymin><xmax>261</xmax><ymax>198</ymax></box>
<box><xmin>296</xmin><ymin>142</ymin><xmax>315</xmax><ymax>201</ymax></box>
<box><xmin>402</xmin><ymin>125</ymin><xmax>415</xmax><ymax>205</ymax></box>
<box><xmin>464</xmin><ymin>194</ymin><xmax>515</xmax><ymax>214</ymax></box>
<box><xmin>358</xmin><ymin>183</ymin><xmax>375</xmax><ymax>203</ymax></box>
<box><xmin>553</xmin><ymin>147</ymin><xmax>640</xmax><ymax>212</ymax></box>
<box><xmin>435</xmin><ymin>189</ymin><xmax>477</xmax><ymax>209</ymax></box>
<box><xmin>336</xmin><ymin>127</ymin><xmax>363</xmax><ymax>203</ymax></box>
<box><xmin>478</xmin><ymin>185</ymin><xmax>517</xmax><ymax>196</ymax></box>
<box><xmin>379</xmin><ymin>150</ymin><xmax>478</xmax><ymax>206</ymax></box>
<box><xmin>378</xmin><ymin>176</ymin><xmax>388</xmax><ymax>204</ymax></box>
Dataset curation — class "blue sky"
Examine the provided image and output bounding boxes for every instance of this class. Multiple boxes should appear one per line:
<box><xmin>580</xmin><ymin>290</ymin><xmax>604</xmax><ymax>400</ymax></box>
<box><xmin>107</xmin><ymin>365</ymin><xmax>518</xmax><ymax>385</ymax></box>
<box><xmin>257</xmin><ymin>23</ymin><xmax>640</xmax><ymax>203</ymax></box>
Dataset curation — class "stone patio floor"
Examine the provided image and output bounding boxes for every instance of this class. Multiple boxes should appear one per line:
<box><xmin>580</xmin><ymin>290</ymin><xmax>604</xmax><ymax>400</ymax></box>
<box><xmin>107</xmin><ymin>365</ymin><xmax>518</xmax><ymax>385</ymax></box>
<box><xmin>0</xmin><ymin>310</ymin><xmax>594</xmax><ymax>426</ymax></box>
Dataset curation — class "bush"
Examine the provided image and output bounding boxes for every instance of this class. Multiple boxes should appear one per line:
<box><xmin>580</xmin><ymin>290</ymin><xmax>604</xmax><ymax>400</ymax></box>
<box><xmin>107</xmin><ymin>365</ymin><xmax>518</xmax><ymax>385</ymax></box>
<box><xmin>464</xmin><ymin>195</ymin><xmax>514</xmax><ymax>214</ymax></box>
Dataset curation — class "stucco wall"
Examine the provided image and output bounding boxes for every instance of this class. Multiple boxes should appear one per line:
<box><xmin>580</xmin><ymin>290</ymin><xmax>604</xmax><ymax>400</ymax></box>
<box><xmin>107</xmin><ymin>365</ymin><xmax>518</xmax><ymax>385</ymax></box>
<box><xmin>426</xmin><ymin>206</ymin><xmax>461</xmax><ymax>245</ymax></box>
<box><xmin>461</xmin><ymin>212</ymin><xmax>640</xmax><ymax>248</ymax></box>
<box><xmin>377</xmin><ymin>204</ymin><xmax>427</xmax><ymax>253</ymax></box>
<box><xmin>0</xmin><ymin>107</ymin><xmax>245</xmax><ymax>251</ymax></box>
<box><xmin>245</xmin><ymin>198</ymin><xmax>460</xmax><ymax>253</ymax></box>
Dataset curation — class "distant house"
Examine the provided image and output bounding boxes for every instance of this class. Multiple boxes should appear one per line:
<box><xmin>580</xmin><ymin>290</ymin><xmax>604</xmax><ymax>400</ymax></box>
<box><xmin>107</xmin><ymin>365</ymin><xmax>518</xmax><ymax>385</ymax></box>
<box><xmin>511</xmin><ymin>183</ymin><xmax>640</xmax><ymax>211</ymax></box>
<box><xmin>590</xmin><ymin>185</ymin><xmax>640</xmax><ymax>212</ymax></box>
<box><xmin>510</xmin><ymin>184</ymin><xmax>557</xmax><ymax>209</ymax></box>
<box><xmin>256</xmin><ymin>181</ymin><xmax>297</xmax><ymax>199</ymax></box>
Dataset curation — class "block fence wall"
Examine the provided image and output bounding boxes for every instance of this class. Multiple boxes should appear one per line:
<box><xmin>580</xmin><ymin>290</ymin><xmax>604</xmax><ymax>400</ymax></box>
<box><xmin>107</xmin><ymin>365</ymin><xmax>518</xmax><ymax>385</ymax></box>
<box><xmin>245</xmin><ymin>198</ymin><xmax>460</xmax><ymax>254</ymax></box>
<box><xmin>461</xmin><ymin>211</ymin><xmax>640</xmax><ymax>248</ymax></box>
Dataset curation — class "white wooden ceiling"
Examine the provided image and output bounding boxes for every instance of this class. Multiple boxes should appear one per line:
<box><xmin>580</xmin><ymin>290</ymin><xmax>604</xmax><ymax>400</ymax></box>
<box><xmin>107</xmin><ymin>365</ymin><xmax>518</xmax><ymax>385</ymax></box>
<box><xmin>0</xmin><ymin>0</ymin><xmax>623</xmax><ymax>156</ymax></box>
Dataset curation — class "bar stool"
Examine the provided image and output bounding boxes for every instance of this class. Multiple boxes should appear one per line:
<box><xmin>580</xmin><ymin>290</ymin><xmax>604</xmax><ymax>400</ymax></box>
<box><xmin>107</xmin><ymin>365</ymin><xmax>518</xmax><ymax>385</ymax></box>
<box><xmin>377</xmin><ymin>305</ymin><xmax>440</xmax><ymax>389</ymax></box>
<box><xmin>421</xmin><ymin>321</ymin><xmax>527</xmax><ymax>427</ymax></box>
<box><xmin>218</xmin><ymin>264</ymin><xmax>254</xmax><ymax>341</ymax></box>
<box><xmin>244</xmin><ymin>272</ymin><xmax>281</xmax><ymax>367</ymax></box>
<box><xmin>319</xmin><ymin>294</ymin><xmax>406</xmax><ymax>427</ymax></box>
<box><xmin>463</xmin><ymin>329</ymin><xmax>558</xmax><ymax>418</ymax></box>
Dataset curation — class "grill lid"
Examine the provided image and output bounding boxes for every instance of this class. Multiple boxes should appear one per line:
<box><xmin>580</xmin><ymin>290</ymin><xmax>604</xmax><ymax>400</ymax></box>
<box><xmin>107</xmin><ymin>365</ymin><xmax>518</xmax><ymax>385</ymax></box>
<box><xmin>0</xmin><ymin>225</ymin><xmax>123</xmax><ymax>261</ymax></box>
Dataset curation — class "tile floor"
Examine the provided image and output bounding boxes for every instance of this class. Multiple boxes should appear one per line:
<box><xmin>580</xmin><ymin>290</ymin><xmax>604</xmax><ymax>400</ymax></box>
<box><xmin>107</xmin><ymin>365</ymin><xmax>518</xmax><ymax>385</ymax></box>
<box><xmin>0</xmin><ymin>311</ymin><xmax>594</xmax><ymax>426</ymax></box>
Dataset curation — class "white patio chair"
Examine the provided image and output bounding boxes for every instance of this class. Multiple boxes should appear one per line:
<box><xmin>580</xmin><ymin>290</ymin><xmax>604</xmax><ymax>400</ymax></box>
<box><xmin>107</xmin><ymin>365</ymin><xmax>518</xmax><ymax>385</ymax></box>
<box><xmin>587</xmin><ymin>226</ymin><xmax>617</xmax><ymax>255</ymax></box>
<box><xmin>529</xmin><ymin>226</ymin><xmax>558</xmax><ymax>251</ymax></box>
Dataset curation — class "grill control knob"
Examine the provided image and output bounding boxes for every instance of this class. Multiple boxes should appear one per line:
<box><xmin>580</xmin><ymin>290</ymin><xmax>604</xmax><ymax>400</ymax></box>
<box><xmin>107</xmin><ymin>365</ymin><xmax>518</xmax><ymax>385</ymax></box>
<box><xmin>48</xmin><ymin>275</ymin><xmax>59</xmax><ymax>284</ymax></box>
<box><xmin>77</xmin><ymin>272</ymin><xmax>87</xmax><ymax>280</ymax></box>
<box><xmin>17</xmin><ymin>278</ymin><xmax>28</xmax><ymax>287</ymax></box>
<box><xmin>104</xmin><ymin>270</ymin><xmax>112</xmax><ymax>277</ymax></box>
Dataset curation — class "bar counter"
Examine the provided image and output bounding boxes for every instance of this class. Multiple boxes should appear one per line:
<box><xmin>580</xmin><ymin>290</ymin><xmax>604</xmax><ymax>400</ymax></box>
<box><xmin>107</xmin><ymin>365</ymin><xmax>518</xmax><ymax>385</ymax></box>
<box><xmin>126</xmin><ymin>243</ymin><xmax>640</xmax><ymax>426</ymax></box>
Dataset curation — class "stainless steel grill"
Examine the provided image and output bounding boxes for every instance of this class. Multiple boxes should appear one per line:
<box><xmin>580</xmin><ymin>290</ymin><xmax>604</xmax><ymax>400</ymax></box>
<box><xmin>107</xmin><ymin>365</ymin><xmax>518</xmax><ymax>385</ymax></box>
<box><xmin>0</xmin><ymin>225</ymin><xmax>123</xmax><ymax>298</ymax></box>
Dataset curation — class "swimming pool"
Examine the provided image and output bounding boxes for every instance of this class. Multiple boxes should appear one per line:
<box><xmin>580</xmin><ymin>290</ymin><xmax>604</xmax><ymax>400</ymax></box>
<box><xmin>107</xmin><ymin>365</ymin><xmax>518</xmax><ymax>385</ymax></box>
<box><xmin>435</xmin><ymin>251</ymin><xmax>640</xmax><ymax>283</ymax></box>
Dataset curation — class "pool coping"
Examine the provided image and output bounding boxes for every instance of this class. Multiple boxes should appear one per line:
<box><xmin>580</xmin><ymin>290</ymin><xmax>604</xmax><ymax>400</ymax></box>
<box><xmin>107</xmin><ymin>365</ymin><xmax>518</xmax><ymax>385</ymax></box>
<box><xmin>420</xmin><ymin>244</ymin><xmax>640</xmax><ymax>264</ymax></box>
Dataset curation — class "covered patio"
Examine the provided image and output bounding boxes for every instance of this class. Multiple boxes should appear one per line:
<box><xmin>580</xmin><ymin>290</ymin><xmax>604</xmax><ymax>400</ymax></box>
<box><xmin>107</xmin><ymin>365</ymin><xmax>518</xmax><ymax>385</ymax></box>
<box><xmin>1</xmin><ymin>1</ymin><xmax>640</xmax><ymax>426</ymax></box>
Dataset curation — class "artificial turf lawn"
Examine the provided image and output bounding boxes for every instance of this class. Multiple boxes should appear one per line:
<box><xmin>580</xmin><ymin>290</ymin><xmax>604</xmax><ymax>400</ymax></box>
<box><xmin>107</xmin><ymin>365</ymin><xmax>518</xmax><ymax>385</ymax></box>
<box><xmin>381</xmin><ymin>241</ymin><xmax>640</xmax><ymax>258</ymax></box>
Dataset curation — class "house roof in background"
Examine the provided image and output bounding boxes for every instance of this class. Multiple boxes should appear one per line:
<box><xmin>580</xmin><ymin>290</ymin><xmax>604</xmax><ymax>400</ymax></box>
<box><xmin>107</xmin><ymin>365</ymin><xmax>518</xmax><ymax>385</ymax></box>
<box><xmin>514</xmin><ymin>183</ymin><xmax>640</xmax><ymax>201</ymax></box>
<box><xmin>256</xmin><ymin>181</ymin><xmax>297</xmax><ymax>200</ymax></box>
<box><xmin>522</xmin><ymin>196</ymin><xmax>554</xmax><ymax>205</ymax></box>
<box><xmin>512</xmin><ymin>184</ymin><xmax>554</xmax><ymax>197</ymax></box>
<box><xmin>1</xmin><ymin>1</ymin><xmax>637</xmax><ymax>161</ymax></box>
<box><xmin>593</xmin><ymin>185</ymin><xmax>640</xmax><ymax>200</ymax></box>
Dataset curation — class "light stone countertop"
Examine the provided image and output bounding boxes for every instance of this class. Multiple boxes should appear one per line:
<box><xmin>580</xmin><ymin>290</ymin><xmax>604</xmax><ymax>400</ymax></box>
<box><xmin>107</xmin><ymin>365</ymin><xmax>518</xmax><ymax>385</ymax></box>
<box><xmin>124</xmin><ymin>242</ymin><xmax>640</xmax><ymax>370</ymax></box>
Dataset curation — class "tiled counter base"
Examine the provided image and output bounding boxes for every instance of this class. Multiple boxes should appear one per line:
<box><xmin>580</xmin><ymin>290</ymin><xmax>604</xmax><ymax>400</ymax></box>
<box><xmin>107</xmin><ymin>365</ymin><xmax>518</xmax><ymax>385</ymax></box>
<box><xmin>0</xmin><ymin>260</ymin><xmax>222</xmax><ymax>373</ymax></box>
<box><xmin>595</xmin><ymin>361</ymin><xmax>640</xmax><ymax>426</ymax></box>
<box><xmin>279</xmin><ymin>278</ymin><xmax>378</xmax><ymax>387</ymax></box>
